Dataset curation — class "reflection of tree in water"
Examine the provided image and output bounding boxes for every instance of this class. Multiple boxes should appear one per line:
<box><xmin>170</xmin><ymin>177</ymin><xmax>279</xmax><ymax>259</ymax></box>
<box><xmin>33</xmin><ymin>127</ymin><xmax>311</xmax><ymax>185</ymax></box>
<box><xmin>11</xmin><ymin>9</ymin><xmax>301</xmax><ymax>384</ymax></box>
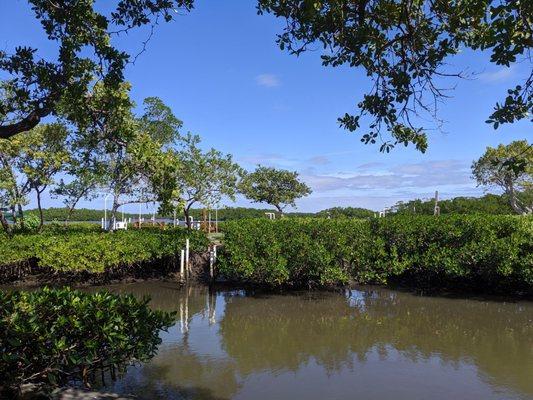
<box><xmin>110</xmin><ymin>348</ymin><xmax>239</xmax><ymax>400</ymax></box>
<box><xmin>94</xmin><ymin>283</ymin><xmax>240</xmax><ymax>399</ymax></box>
<box><xmin>219</xmin><ymin>288</ymin><xmax>533</xmax><ymax>395</ymax></box>
<box><xmin>88</xmin><ymin>282</ymin><xmax>210</xmax><ymax>316</ymax></box>
<box><xmin>93</xmin><ymin>283</ymin><xmax>532</xmax><ymax>399</ymax></box>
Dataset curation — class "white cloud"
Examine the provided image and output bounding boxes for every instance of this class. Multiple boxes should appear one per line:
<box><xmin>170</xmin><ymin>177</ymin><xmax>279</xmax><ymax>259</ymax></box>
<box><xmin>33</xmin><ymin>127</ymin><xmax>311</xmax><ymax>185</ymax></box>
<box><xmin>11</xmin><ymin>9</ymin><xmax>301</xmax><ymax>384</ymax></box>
<box><xmin>255</xmin><ymin>73</ymin><xmax>281</xmax><ymax>88</ymax></box>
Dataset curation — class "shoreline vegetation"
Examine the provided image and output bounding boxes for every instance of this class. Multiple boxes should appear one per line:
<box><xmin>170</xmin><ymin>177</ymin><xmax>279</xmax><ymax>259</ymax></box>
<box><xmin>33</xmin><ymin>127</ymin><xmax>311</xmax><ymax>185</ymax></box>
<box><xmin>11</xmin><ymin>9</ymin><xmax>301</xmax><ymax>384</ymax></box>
<box><xmin>1</xmin><ymin>215</ymin><xmax>531</xmax><ymax>296</ymax></box>
<box><xmin>219</xmin><ymin>215</ymin><xmax>533</xmax><ymax>296</ymax></box>
<box><xmin>0</xmin><ymin>224</ymin><xmax>209</xmax><ymax>285</ymax></box>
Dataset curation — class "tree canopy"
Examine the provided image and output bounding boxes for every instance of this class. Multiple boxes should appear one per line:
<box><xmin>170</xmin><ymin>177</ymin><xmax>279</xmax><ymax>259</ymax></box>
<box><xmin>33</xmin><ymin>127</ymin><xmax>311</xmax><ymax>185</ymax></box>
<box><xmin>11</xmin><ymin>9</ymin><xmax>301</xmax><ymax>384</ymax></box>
<box><xmin>1</xmin><ymin>0</ymin><xmax>530</xmax><ymax>158</ymax></box>
<box><xmin>157</xmin><ymin>134</ymin><xmax>243</xmax><ymax>228</ymax></box>
<box><xmin>257</xmin><ymin>0</ymin><xmax>532</xmax><ymax>152</ymax></box>
<box><xmin>0</xmin><ymin>0</ymin><xmax>193</xmax><ymax>139</ymax></box>
<box><xmin>240</xmin><ymin>166</ymin><xmax>312</xmax><ymax>215</ymax></box>
<box><xmin>472</xmin><ymin>140</ymin><xmax>532</xmax><ymax>214</ymax></box>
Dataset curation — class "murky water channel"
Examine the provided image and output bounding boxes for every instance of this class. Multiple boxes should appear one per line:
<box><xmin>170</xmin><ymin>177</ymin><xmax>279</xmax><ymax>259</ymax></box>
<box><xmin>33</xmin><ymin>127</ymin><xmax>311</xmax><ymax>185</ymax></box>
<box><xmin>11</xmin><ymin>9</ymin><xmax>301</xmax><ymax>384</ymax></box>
<box><xmin>86</xmin><ymin>281</ymin><xmax>532</xmax><ymax>400</ymax></box>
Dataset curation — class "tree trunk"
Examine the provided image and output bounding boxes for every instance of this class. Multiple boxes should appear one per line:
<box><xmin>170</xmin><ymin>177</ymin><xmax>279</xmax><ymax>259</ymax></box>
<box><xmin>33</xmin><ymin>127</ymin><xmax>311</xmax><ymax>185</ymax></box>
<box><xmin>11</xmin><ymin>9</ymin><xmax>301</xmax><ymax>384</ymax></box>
<box><xmin>10</xmin><ymin>204</ymin><xmax>18</xmax><ymax>226</ymax></box>
<box><xmin>17</xmin><ymin>203</ymin><xmax>24</xmax><ymax>229</ymax></box>
<box><xmin>275</xmin><ymin>205</ymin><xmax>284</xmax><ymax>218</ymax></box>
<box><xmin>184</xmin><ymin>206</ymin><xmax>192</xmax><ymax>230</ymax></box>
<box><xmin>65</xmin><ymin>193</ymin><xmax>84</xmax><ymax>225</ymax></box>
<box><xmin>507</xmin><ymin>182</ymin><xmax>527</xmax><ymax>215</ymax></box>
<box><xmin>36</xmin><ymin>189</ymin><xmax>44</xmax><ymax>231</ymax></box>
<box><xmin>109</xmin><ymin>196</ymin><xmax>120</xmax><ymax>230</ymax></box>
<box><xmin>0</xmin><ymin>209</ymin><xmax>12</xmax><ymax>237</ymax></box>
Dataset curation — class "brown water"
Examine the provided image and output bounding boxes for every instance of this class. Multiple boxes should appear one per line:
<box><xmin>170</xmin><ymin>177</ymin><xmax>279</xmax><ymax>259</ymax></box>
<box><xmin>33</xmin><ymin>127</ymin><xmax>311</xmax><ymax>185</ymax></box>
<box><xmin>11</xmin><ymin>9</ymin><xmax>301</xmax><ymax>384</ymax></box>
<box><xmin>89</xmin><ymin>281</ymin><xmax>532</xmax><ymax>400</ymax></box>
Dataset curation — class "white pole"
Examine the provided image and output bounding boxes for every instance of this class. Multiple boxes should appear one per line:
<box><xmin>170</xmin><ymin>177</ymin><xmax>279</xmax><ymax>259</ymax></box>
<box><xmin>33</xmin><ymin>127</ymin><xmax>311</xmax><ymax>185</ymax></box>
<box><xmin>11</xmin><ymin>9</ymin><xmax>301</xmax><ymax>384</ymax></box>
<box><xmin>209</xmin><ymin>247</ymin><xmax>214</xmax><ymax>281</ymax></box>
<box><xmin>138</xmin><ymin>203</ymin><xmax>142</xmax><ymax>228</ymax></box>
<box><xmin>180</xmin><ymin>249</ymin><xmax>185</xmax><ymax>280</ymax></box>
<box><xmin>185</xmin><ymin>238</ymin><xmax>190</xmax><ymax>274</ymax></box>
<box><xmin>208</xmin><ymin>211</ymin><xmax>211</xmax><ymax>233</ymax></box>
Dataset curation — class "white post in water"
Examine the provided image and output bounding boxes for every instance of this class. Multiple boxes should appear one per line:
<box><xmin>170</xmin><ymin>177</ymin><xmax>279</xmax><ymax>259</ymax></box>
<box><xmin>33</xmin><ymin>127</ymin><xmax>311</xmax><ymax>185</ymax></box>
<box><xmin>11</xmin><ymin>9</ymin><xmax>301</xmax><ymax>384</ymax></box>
<box><xmin>180</xmin><ymin>249</ymin><xmax>185</xmax><ymax>281</ymax></box>
<box><xmin>209</xmin><ymin>247</ymin><xmax>214</xmax><ymax>281</ymax></box>
<box><xmin>185</xmin><ymin>238</ymin><xmax>190</xmax><ymax>274</ymax></box>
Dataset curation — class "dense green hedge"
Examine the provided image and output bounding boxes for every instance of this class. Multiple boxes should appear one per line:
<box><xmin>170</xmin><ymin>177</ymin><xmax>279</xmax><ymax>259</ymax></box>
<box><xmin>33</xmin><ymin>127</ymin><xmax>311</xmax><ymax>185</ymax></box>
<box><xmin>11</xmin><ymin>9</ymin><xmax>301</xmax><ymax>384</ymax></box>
<box><xmin>219</xmin><ymin>216</ymin><xmax>533</xmax><ymax>292</ymax></box>
<box><xmin>0</xmin><ymin>225</ymin><xmax>208</xmax><ymax>280</ymax></box>
<box><xmin>0</xmin><ymin>287</ymin><xmax>174</xmax><ymax>394</ymax></box>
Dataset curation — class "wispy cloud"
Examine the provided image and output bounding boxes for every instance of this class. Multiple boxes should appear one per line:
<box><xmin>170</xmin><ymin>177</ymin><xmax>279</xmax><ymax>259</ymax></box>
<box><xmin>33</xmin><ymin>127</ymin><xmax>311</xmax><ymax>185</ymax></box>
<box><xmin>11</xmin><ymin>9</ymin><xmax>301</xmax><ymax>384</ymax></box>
<box><xmin>302</xmin><ymin>160</ymin><xmax>472</xmax><ymax>192</ymax></box>
<box><xmin>479</xmin><ymin>66</ymin><xmax>516</xmax><ymax>83</ymax></box>
<box><xmin>307</xmin><ymin>155</ymin><xmax>330</xmax><ymax>165</ymax></box>
<box><xmin>255</xmin><ymin>73</ymin><xmax>281</xmax><ymax>88</ymax></box>
<box><xmin>239</xmin><ymin>153</ymin><xmax>297</xmax><ymax>168</ymax></box>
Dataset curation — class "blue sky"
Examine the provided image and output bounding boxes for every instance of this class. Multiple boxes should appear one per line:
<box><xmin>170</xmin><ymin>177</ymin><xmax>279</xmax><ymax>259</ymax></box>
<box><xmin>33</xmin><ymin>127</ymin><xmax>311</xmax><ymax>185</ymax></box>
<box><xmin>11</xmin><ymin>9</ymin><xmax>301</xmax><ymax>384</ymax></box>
<box><xmin>1</xmin><ymin>1</ymin><xmax>530</xmax><ymax>213</ymax></box>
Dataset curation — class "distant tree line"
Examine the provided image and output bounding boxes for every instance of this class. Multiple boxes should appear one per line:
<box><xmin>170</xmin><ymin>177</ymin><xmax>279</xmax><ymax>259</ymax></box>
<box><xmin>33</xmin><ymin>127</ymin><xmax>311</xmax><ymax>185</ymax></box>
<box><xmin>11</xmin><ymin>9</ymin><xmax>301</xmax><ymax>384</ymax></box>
<box><xmin>24</xmin><ymin>188</ymin><xmax>530</xmax><ymax>224</ymax></box>
<box><xmin>391</xmin><ymin>191</ymin><xmax>533</xmax><ymax>216</ymax></box>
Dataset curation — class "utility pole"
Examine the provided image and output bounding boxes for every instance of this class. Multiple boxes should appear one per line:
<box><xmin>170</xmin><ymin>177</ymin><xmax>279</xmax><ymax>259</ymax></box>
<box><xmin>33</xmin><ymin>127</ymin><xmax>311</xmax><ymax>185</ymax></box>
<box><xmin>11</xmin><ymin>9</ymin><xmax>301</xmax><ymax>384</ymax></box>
<box><xmin>433</xmin><ymin>190</ymin><xmax>440</xmax><ymax>216</ymax></box>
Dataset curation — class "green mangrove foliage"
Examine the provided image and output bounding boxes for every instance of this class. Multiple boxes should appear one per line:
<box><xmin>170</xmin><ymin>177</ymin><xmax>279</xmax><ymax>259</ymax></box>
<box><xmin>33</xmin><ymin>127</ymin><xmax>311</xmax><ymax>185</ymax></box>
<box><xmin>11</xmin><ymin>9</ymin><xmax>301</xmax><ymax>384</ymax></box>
<box><xmin>0</xmin><ymin>226</ymin><xmax>208</xmax><ymax>280</ymax></box>
<box><xmin>0</xmin><ymin>287</ymin><xmax>174</xmax><ymax>394</ymax></box>
<box><xmin>219</xmin><ymin>216</ymin><xmax>533</xmax><ymax>291</ymax></box>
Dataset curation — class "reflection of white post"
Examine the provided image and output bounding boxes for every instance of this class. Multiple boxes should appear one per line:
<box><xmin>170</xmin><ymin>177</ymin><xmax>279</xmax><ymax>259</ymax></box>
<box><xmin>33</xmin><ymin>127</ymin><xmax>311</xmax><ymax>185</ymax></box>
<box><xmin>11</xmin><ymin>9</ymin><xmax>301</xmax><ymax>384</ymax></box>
<box><xmin>179</xmin><ymin>301</ymin><xmax>184</xmax><ymax>333</ymax></box>
<box><xmin>208</xmin><ymin>290</ymin><xmax>216</xmax><ymax>325</ymax></box>
<box><xmin>184</xmin><ymin>288</ymin><xmax>189</xmax><ymax>332</ymax></box>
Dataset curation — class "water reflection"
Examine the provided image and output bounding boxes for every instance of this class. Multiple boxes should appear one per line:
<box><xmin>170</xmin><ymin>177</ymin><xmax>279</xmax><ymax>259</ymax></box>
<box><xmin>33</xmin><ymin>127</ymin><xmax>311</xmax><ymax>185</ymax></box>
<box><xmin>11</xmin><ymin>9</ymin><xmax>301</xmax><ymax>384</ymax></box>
<box><xmin>93</xmin><ymin>282</ymin><xmax>533</xmax><ymax>400</ymax></box>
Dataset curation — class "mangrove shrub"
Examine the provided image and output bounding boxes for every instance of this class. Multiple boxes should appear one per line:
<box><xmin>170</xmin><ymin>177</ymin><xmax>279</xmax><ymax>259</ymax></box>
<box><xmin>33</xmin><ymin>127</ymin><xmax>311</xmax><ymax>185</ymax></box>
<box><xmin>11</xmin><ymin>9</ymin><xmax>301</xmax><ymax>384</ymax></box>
<box><xmin>219</xmin><ymin>215</ymin><xmax>533</xmax><ymax>292</ymax></box>
<box><xmin>0</xmin><ymin>287</ymin><xmax>174</xmax><ymax>394</ymax></box>
<box><xmin>0</xmin><ymin>226</ymin><xmax>208</xmax><ymax>279</ymax></box>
